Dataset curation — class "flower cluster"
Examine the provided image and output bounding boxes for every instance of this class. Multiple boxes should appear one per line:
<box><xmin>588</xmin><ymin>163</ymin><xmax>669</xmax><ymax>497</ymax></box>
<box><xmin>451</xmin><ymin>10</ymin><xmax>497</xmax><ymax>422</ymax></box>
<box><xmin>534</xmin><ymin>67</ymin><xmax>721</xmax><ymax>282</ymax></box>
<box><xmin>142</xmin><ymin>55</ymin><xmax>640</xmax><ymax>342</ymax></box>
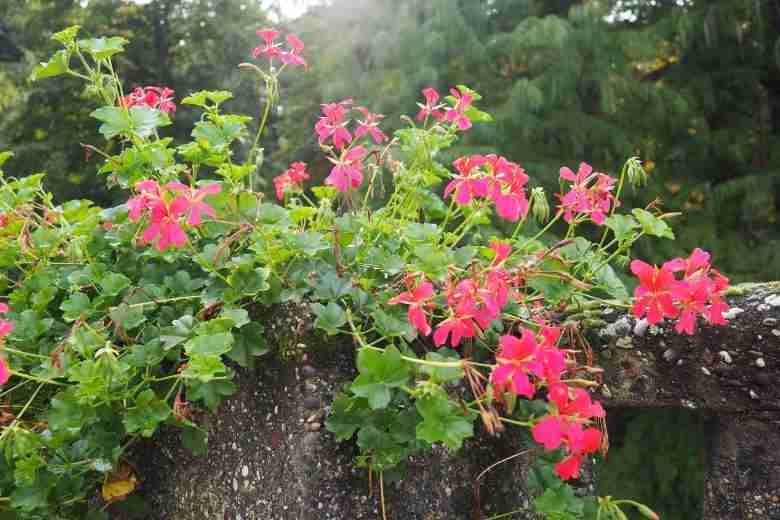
<box><xmin>273</xmin><ymin>162</ymin><xmax>310</xmax><ymax>201</ymax></box>
<box><xmin>120</xmin><ymin>86</ymin><xmax>176</xmax><ymax>113</ymax></box>
<box><xmin>252</xmin><ymin>29</ymin><xmax>306</xmax><ymax>68</ymax></box>
<box><xmin>388</xmin><ymin>241</ymin><xmax>516</xmax><ymax>347</ymax></box>
<box><xmin>415</xmin><ymin>87</ymin><xmax>474</xmax><ymax>130</ymax></box>
<box><xmin>445</xmin><ymin>154</ymin><xmax>530</xmax><ymax>222</ymax></box>
<box><xmin>631</xmin><ymin>248</ymin><xmax>729</xmax><ymax>334</ymax></box>
<box><xmin>313</xmin><ymin>99</ymin><xmax>387</xmax><ymax>193</ymax></box>
<box><xmin>127</xmin><ymin>180</ymin><xmax>220</xmax><ymax>251</ymax></box>
<box><xmin>557</xmin><ymin>162</ymin><xmax>617</xmax><ymax>225</ymax></box>
<box><xmin>0</xmin><ymin>303</ymin><xmax>13</xmax><ymax>385</ymax></box>
<box><xmin>532</xmin><ymin>384</ymin><xmax>605</xmax><ymax>480</ymax></box>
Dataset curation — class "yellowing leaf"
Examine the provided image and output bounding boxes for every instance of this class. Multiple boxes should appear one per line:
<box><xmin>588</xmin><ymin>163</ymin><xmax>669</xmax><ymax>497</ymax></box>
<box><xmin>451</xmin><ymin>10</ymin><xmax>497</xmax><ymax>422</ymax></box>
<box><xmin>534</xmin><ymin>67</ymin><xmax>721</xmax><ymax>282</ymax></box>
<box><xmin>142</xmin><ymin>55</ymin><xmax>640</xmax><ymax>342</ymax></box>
<box><xmin>665</xmin><ymin>182</ymin><xmax>682</xmax><ymax>194</ymax></box>
<box><xmin>101</xmin><ymin>462</ymin><xmax>138</xmax><ymax>503</ymax></box>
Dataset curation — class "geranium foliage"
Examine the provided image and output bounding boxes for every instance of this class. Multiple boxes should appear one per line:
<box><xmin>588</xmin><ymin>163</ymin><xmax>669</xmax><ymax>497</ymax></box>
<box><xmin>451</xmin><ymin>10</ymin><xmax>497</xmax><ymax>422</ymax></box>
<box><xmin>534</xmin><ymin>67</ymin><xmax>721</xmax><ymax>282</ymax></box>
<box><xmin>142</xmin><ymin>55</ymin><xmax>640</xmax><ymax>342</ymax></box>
<box><xmin>0</xmin><ymin>25</ymin><xmax>728</xmax><ymax>519</ymax></box>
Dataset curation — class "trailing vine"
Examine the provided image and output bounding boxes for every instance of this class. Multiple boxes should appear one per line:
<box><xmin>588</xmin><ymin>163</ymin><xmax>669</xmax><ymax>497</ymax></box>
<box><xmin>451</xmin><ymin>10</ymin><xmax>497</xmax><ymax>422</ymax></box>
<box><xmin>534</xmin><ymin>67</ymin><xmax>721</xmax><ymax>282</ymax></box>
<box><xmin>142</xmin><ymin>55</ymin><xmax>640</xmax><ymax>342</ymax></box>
<box><xmin>0</xmin><ymin>26</ymin><xmax>730</xmax><ymax>519</ymax></box>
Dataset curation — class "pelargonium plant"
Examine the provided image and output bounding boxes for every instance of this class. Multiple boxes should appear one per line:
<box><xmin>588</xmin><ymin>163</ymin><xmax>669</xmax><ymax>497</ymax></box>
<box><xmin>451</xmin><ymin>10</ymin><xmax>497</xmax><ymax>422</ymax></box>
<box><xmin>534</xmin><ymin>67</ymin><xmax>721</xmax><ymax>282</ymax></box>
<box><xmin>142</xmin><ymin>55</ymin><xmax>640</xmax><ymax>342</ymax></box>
<box><xmin>0</xmin><ymin>24</ymin><xmax>727</xmax><ymax>519</ymax></box>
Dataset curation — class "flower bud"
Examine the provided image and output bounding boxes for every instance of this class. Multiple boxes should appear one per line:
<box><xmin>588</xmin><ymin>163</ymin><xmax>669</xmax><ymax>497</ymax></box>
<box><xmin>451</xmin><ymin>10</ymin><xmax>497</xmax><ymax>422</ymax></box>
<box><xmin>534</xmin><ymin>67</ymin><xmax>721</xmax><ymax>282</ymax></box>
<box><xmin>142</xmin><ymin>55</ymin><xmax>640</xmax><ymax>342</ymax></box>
<box><xmin>530</xmin><ymin>187</ymin><xmax>550</xmax><ymax>224</ymax></box>
<box><xmin>637</xmin><ymin>504</ymin><xmax>660</xmax><ymax>520</ymax></box>
<box><xmin>625</xmin><ymin>156</ymin><xmax>648</xmax><ymax>189</ymax></box>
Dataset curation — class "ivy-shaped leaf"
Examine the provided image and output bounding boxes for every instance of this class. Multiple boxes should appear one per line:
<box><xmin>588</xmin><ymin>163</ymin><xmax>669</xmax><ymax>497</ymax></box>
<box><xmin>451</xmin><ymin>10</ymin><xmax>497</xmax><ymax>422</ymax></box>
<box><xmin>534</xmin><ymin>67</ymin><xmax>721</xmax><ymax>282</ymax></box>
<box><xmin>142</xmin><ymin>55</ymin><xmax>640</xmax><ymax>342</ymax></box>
<box><xmin>350</xmin><ymin>346</ymin><xmax>411</xmax><ymax>410</ymax></box>
<box><xmin>415</xmin><ymin>395</ymin><xmax>474</xmax><ymax>450</ymax></box>
<box><xmin>122</xmin><ymin>389</ymin><xmax>170</xmax><ymax>437</ymax></box>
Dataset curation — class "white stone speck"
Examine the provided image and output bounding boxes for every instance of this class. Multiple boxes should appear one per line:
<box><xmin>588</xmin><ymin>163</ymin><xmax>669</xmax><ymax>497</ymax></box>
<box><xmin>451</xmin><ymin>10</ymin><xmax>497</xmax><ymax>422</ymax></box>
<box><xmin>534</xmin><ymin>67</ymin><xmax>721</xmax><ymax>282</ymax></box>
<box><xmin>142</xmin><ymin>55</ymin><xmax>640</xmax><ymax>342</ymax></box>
<box><xmin>681</xmin><ymin>399</ymin><xmax>696</xmax><ymax>409</ymax></box>
<box><xmin>772</xmin><ymin>329</ymin><xmax>780</xmax><ymax>337</ymax></box>
<box><xmin>765</xmin><ymin>294</ymin><xmax>780</xmax><ymax>307</ymax></box>
<box><xmin>633</xmin><ymin>318</ymin><xmax>649</xmax><ymax>337</ymax></box>
<box><xmin>750</xmin><ymin>390</ymin><xmax>759</xmax><ymax>400</ymax></box>
<box><xmin>723</xmin><ymin>307</ymin><xmax>744</xmax><ymax>320</ymax></box>
<box><xmin>718</xmin><ymin>351</ymin><xmax>733</xmax><ymax>364</ymax></box>
<box><xmin>756</xmin><ymin>358</ymin><xmax>766</xmax><ymax>368</ymax></box>
<box><xmin>241</xmin><ymin>465</ymin><xmax>249</xmax><ymax>477</ymax></box>
<box><xmin>701</xmin><ymin>367</ymin><xmax>711</xmax><ymax>376</ymax></box>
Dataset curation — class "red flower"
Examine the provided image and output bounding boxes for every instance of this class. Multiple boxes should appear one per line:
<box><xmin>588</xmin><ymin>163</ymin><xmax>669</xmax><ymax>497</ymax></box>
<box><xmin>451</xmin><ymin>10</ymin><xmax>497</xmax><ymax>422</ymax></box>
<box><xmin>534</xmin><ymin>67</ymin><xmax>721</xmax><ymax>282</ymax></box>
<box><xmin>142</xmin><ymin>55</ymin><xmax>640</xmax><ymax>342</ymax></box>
<box><xmin>487</xmin><ymin>155</ymin><xmax>529</xmax><ymax>222</ymax></box>
<box><xmin>388</xmin><ymin>279</ymin><xmax>435</xmax><ymax>336</ymax></box>
<box><xmin>444</xmin><ymin>155</ymin><xmax>489</xmax><ymax>205</ymax></box>
<box><xmin>490</xmin><ymin>331</ymin><xmax>540</xmax><ymax>399</ymax></box>
<box><xmin>325</xmin><ymin>145</ymin><xmax>366</xmax><ymax>192</ymax></box>
<box><xmin>416</xmin><ymin>87</ymin><xmax>445</xmax><ymax>122</ymax></box>
<box><xmin>121</xmin><ymin>86</ymin><xmax>176</xmax><ymax>113</ymax></box>
<box><xmin>273</xmin><ymin>162</ymin><xmax>310</xmax><ymax>201</ymax></box>
<box><xmin>630</xmin><ymin>259</ymin><xmax>679</xmax><ymax>325</ymax></box>
<box><xmin>630</xmin><ymin>249</ymin><xmax>730</xmax><ymax>334</ymax></box>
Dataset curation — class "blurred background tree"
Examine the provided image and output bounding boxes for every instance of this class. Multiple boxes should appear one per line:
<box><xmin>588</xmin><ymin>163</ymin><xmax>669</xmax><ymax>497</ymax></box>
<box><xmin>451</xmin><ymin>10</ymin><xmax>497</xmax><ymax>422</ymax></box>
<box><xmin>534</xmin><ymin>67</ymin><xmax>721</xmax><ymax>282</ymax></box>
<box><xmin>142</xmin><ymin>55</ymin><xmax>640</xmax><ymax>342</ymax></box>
<box><xmin>1</xmin><ymin>0</ymin><xmax>778</xmax><ymax>279</ymax></box>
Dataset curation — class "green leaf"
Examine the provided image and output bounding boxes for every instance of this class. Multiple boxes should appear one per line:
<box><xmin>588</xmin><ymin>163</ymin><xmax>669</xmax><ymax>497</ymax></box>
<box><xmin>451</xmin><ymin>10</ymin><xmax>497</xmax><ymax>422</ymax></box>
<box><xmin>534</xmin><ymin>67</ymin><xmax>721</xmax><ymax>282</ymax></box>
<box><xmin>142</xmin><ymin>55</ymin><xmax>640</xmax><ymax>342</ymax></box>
<box><xmin>415</xmin><ymin>395</ymin><xmax>473</xmax><ymax>450</ymax></box>
<box><xmin>371</xmin><ymin>309</ymin><xmax>414</xmax><ymax>339</ymax></box>
<box><xmin>164</xmin><ymin>271</ymin><xmax>205</xmax><ymax>294</ymax></box>
<box><xmin>181</xmin><ymin>427</ymin><xmax>209</xmax><ymax>456</ymax></box>
<box><xmin>632</xmin><ymin>208</ymin><xmax>675</xmax><ymax>239</ymax></box>
<box><xmin>419</xmin><ymin>349</ymin><xmax>464</xmax><ymax>383</ymax></box>
<box><xmin>226</xmin><ymin>323</ymin><xmax>268</xmax><ymax>368</ymax></box>
<box><xmin>186</xmin><ymin>378</ymin><xmax>236</xmax><ymax>411</ymax></box>
<box><xmin>78</xmin><ymin>36</ymin><xmax>128</xmax><ymax>59</ymax></box>
<box><xmin>51</xmin><ymin>26</ymin><xmax>81</xmax><ymax>45</ymax></box>
<box><xmin>109</xmin><ymin>304</ymin><xmax>146</xmax><ymax>330</ymax></box>
<box><xmin>313</xmin><ymin>271</ymin><xmax>352</xmax><ymax>300</ymax></box>
<box><xmin>100</xmin><ymin>272</ymin><xmax>131</xmax><ymax>296</ymax></box>
<box><xmin>605</xmin><ymin>214</ymin><xmax>640</xmax><ymax>243</ymax></box>
<box><xmin>534</xmin><ymin>484</ymin><xmax>584</xmax><ymax>516</ymax></box>
<box><xmin>527</xmin><ymin>275</ymin><xmax>573</xmax><ymax>305</ymax></box>
<box><xmin>91</xmin><ymin>106</ymin><xmax>170</xmax><ymax>140</ymax></box>
<box><xmin>325</xmin><ymin>394</ymin><xmax>370</xmax><ymax>441</ymax></box>
<box><xmin>184</xmin><ymin>333</ymin><xmax>234</xmax><ymax>356</ymax></box>
<box><xmin>181</xmin><ymin>90</ymin><xmax>233</xmax><ymax>108</ymax></box>
<box><xmin>221</xmin><ymin>307</ymin><xmax>250</xmax><ymax>328</ymax></box>
<box><xmin>123</xmin><ymin>389</ymin><xmax>170</xmax><ymax>437</ymax></box>
<box><xmin>30</xmin><ymin>49</ymin><xmax>70</xmax><ymax>81</ymax></box>
<box><xmin>350</xmin><ymin>346</ymin><xmax>411</xmax><ymax>409</ymax></box>
<box><xmin>311</xmin><ymin>302</ymin><xmax>347</xmax><ymax>335</ymax></box>
<box><xmin>60</xmin><ymin>292</ymin><xmax>92</xmax><ymax>322</ymax></box>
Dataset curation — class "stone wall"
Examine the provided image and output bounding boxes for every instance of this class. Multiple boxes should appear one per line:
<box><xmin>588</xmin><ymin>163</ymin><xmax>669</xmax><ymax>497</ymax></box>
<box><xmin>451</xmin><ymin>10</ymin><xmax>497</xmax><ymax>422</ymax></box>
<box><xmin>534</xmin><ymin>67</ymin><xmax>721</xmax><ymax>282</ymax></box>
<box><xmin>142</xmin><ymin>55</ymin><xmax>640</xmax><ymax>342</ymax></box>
<box><xmin>132</xmin><ymin>284</ymin><xmax>780</xmax><ymax>519</ymax></box>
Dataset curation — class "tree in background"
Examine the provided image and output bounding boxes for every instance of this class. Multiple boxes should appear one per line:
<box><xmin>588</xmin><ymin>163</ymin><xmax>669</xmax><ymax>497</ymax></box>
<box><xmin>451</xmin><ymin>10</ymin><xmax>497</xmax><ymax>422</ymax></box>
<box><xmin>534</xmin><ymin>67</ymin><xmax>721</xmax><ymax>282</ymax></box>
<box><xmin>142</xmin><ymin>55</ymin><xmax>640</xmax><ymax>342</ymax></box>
<box><xmin>276</xmin><ymin>0</ymin><xmax>780</xmax><ymax>282</ymax></box>
<box><xmin>1</xmin><ymin>0</ymin><xmax>275</xmax><ymax>204</ymax></box>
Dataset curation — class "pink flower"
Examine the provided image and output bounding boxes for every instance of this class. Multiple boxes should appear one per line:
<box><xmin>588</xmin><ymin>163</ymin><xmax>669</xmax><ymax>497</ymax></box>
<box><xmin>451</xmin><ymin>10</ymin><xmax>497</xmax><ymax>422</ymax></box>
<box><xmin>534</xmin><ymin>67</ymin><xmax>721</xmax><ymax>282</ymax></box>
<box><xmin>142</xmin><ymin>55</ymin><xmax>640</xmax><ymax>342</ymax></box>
<box><xmin>121</xmin><ymin>86</ymin><xmax>176</xmax><ymax>113</ymax></box>
<box><xmin>630</xmin><ymin>249</ymin><xmax>730</xmax><ymax>334</ymax></box>
<box><xmin>273</xmin><ymin>162</ymin><xmax>310</xmax><ymax>201</ymax></box>
<box><xmin>444</xmin><ymin>155</ymin><xmax>489</xmax><ymax>205</ymax></box>
<box><xmin>141</xmin><ymin>197</ymin><xmax>189</xmax><ymax>251</ymax></box>
<box><xmin>444</xmin><ymin>88</ymin><xmax>473</xmax><ymax>130</ymax></box>
<box><xmin>315</xmin><ymin>100</ymin><xmax>353</xmax><ymax>150</ymax></box>
<box><xmin>489</xmin><ymin>240</ymin><xmax>511</xmax><ymax>266</ymax></box>
<box><xmin>0</xmin><ymin>358</ymin><xmax>9</xmax><ymax>385</ymax></box>
<box><xmin>557</xmin><ymin>162</ymin><xmax>616</xmax><ymax>225</ymax></box>
<box><xmin>490</xmin><ymin>331</ymin><xmax>540</xmax><ymax>399</ymax></box>
<box><xmin>325</xmin><ymin>145</ymin><xmax>366</xmax><ymax>192</ymax></box>
<box><xmin>252</xmin><ymin>28</ymin><xmax>282</xmax><ymax>61</ymax></box>
<box><xmin>128</xmin><ymin>180</ymin><xmax>161</xmax><ymax>221</ymax></box>
<box><xmin>630</xmin><ymin>260</ymin><xmax>679</xmax><ymax>325</ymax></box>
<box><xmin>167</xmin><ymin>183</ymin><xmax>221</xmax><ymax>226</ymax></box>
<box><xmin>354</xmin><ymin>107</ymin><xmax>387</xmax><ymax>144</ymax></box>
<box><xmin>487</xmin><ymin>155</ymin><xmax>529</xmax><ymax>222</ymax></box>
<box><xmin>0</xmin><ymin>303</ymin><xmax>12</xmax><ymax>341</ymax></box>
<box><xmin>388</xmin><ymin>279</ymin><xmax>435</xmax><ymax>336</ymax></box>
<box><xmin>416</xmin><ymin>87</ymin><xmax>445</xmax><ymax>122</ymax></box>
<box><xmin>279</xmin><ymin>33</ymin><xmax>307</xmax><ymax>68</ymax></box>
